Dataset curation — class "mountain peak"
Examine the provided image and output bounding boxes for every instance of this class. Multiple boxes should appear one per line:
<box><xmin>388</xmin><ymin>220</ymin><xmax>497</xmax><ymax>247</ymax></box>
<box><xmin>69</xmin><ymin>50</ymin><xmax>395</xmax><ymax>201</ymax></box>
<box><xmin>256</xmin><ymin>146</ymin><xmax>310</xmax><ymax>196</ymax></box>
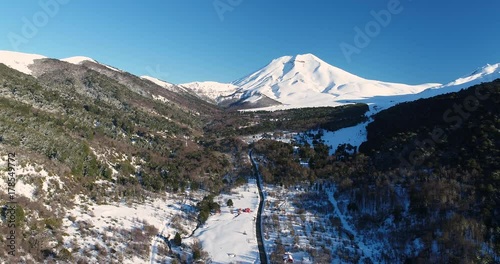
<box><xmin>232</xmin><ymin>53</ymin><xmax>366</xmax><ymax>101</ymax></box>
<box><xmin>61</xmin><ymin>56</ymin><xmax>98</xmax><ymax>65</ymax></box>
<box><xmin>294</xmin><ymin>53</ymin><xmax>321</xmax><ymax>61</ymax></box>
<box><xmin>271</xmin><ymin>53</ymin><xmax>322</xmax><ymax>64</ymax></box>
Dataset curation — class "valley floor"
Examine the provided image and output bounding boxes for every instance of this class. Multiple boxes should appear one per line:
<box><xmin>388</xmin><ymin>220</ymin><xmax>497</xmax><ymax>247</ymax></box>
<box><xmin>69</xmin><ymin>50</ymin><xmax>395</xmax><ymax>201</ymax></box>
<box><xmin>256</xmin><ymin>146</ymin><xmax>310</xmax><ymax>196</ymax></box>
<box><xmin>193</xmin><ymin>178</ymin><xmax>260</xmax><ymax>263</ymax></box>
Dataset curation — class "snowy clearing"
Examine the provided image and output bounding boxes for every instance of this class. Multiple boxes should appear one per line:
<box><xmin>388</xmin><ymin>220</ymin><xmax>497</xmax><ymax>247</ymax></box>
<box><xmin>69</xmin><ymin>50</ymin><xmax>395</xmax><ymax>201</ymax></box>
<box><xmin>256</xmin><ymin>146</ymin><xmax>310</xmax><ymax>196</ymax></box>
<box><xmin>194</xmin><ymin>178</ymin><xmax>260</xmax><ymax>263</ymax></box>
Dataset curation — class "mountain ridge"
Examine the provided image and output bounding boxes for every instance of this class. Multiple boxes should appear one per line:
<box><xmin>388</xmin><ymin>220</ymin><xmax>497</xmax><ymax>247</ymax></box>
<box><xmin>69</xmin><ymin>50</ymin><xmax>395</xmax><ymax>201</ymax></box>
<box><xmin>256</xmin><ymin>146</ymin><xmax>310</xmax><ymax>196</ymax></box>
<box><xmin>1</xmin><ymin>50</ymin><xmax>498</xmax><ymax>112</ymax></box>
<box><xmin>180</xmin><ymin>54</ymin><xmax>499</xmax><ymax>112</ymax></box>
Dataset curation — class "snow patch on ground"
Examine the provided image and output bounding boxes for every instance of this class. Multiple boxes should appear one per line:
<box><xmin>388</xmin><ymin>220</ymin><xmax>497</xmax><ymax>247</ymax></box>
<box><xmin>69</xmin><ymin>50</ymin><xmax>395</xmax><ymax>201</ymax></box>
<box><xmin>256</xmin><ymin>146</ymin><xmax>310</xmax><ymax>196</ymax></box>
<box><xmin>297</xmin><ymin>121</ymin><xmax>369</xmax><ymax>154</ymax></box>
<box><xmin>0</xmin><ymin>50</ymin><xmax>47</xmax><ymax>75</ymax></box>
<box><xmin>64</xmin><ymin>190</ymin><xmax>200</xmax><ymax>263</ymax></box>
<box><xmin>141</xmin><ymin>76</ymin><xmax>176</xmax><ymax>90</ymax></box>
<box><xmin>152</xmin><ymin>94</ymin><xmax>169</xmax><ymax>103</ymax></box>
<box><xmin>194</xmin><ymin>178</ymin><xmax>260</xmax><ymax>263</ymax></box>
<box><xmin>0</xmin><ymin>156</ymin><xmax>53</xmax><ymax>201</ymax></box>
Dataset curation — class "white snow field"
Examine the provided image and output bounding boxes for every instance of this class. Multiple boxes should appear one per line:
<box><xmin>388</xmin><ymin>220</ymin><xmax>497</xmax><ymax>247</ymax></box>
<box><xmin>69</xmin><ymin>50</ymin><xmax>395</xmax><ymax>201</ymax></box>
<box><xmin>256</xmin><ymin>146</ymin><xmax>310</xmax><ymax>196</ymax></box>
<box><xmin>180</xmin><ymin>81</ymin><xmax>239</xmax><ymax>101</ymax></box>
<box><xmin>140</xmin><ymin>75</ymin><xmax>177</xmax><ymax>91</ymax></box>
<box><xmin>61</xmin><ymin>56</ymin><xmax>98</xmax><ymax>65</ymax></box>
<box><xmin>233</xmin><ymin>54</ymin><xmax>439</xmax><ymax>106</ymax></box>
<box><xmin>194</xmin><ymin>178</ymin><xmax>261</xmax><ymax>263</ymax></box>
<box><xmin>0</xmin><ymin>50</ymin><xmax>47</xmax><ymax>75</ymax></box>
<box><xmin>178</xmin><ymin>53</ymin><xmax>499</xmax><ymax>116</ymax></box>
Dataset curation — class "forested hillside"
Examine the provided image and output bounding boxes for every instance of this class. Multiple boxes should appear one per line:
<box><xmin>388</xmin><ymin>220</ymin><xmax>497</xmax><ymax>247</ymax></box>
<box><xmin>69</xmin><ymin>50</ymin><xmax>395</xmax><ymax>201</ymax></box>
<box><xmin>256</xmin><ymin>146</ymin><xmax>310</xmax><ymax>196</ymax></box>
<box><xmin>0</xmin><ymin>60</ymin><xmax>246</xmax><ymax>262</ymax></box>
<box><xmin>205</xmin><ymin>104</ymin><xmax>369</xmax><ymax>137</ymax></box>
<box><xmin>254</xmin><ymin>79</ymin><xmax>500</xmax><ymax>262</ymax></box>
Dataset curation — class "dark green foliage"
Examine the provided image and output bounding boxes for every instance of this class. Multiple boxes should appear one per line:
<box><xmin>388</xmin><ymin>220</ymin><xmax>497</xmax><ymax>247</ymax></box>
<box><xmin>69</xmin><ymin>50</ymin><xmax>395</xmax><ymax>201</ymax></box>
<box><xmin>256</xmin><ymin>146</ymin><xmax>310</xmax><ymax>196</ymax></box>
<box><xmin>0</xmin><ymin>60</ymin><xmax>233</xmax><ymax>195</ymax></box>
<box><xmin>197</xmin><ymin>195</ymin><xmax>220</xmax><ymax>224</ymax></box>
<box><xmin>58</xmin><ymin>248</ymin><xmax>72</xmax><ymax>261</ymax></box>
<box><xmin>355</xmin><ymin>80</ymin><xmax>500</xmax><ymax>260</ymax></box>
<box><xmin>226</xmin><ymin>199</ymin><xmax>234</xmax><ymax>207</ymax></box>
<box><xmin>254</xmin><ymin>140</ymin><xmax>311</xmax><ymax>186</ymax></box>
<box><xmin>255</xmin><ymin>80</ymin><xmax>500</xmax><ymax>261</ymax></box>
<box><xmin>205</xmin><ymin>104</ymin><xmax>369</xmax><ymax>137</ymax></box>
<box><xmin>172</xmin><ymin>232</ymin><xmax>182</xmax><ymax>247</ymax></box>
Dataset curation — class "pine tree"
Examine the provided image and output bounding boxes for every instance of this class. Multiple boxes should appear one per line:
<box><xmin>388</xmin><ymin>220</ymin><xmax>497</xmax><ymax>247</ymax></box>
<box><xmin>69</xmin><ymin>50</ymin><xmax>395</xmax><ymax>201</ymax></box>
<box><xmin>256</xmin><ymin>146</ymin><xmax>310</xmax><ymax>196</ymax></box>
<box><xmin>173</xmin><ymin>232</ymin><xmax>182</xmax><ymax>246</ymax></box>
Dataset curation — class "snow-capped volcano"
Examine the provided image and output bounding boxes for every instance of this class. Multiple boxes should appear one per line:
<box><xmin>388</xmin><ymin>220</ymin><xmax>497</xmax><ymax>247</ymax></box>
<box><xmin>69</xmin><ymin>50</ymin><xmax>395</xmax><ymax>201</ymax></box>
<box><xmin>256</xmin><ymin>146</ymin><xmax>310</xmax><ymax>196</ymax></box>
<box><xmin>181</xmin><ymin>54</ymin><xmax>500</xmax><ymax>112</ymax></box>
<box><xmin>233</xmin><ymin>53</ymin><xmax>439</xmax><ymax>106</ymax></box>
<box><xmin>181</xmin><ymin>53</ymin><xmax>441</xmax><ymax>109</ymax></box>
<box><xmin>233</xmin><ymin>53</ymin><xmax>366</xmax><ymax>95</ymax></box>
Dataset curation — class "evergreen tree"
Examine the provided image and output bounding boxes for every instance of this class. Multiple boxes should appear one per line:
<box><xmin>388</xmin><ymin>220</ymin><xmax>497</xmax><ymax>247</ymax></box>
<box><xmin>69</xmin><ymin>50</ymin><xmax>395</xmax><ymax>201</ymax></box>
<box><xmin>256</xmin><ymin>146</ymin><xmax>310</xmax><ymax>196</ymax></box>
<box><xmin>173</xmin><ymin>232</ymin><xmax>182</xmax><ymax>247</ymax></box>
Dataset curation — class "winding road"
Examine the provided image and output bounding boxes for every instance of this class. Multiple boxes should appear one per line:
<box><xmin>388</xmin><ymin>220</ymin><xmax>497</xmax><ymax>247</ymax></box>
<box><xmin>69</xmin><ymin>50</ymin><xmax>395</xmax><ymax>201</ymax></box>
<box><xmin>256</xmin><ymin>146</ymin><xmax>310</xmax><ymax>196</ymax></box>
<box><xmin>249</xmin><ymin>150</ymin><xmax>268</xmax><ymax>264</ymax></box>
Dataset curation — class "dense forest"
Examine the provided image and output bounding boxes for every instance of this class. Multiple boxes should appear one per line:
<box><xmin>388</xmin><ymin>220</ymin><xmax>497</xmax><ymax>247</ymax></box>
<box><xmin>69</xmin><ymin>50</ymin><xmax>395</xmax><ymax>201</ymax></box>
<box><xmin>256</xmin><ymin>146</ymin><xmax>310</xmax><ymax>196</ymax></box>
<box><xmin>254</xmin><ymin>79</ymin><xmax>500</xmax><ymax>263</ymax></box>
<box><xmin>205</xmin><ymin>104</ymin><xmax>369</xmax><ymax>137</ymax></box>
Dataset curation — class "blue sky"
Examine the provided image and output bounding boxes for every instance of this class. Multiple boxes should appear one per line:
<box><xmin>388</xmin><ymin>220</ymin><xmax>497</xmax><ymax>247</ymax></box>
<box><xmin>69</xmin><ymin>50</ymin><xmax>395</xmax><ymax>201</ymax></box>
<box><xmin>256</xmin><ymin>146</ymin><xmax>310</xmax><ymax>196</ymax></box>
<box><xmin>1</xmin><ymin>0</ymin><xmax>499</xmax><ymax>84</ymax></box>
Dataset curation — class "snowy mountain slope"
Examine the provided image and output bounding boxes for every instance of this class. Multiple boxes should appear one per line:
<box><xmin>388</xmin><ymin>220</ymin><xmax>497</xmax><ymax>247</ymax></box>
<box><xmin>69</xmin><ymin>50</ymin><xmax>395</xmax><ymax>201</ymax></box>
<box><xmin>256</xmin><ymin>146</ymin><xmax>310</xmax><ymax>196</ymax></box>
<box><xmin>141</xmin><ymin>75</ymin><xmax>175</xmax><ymax>89</ymax></box>
<box><xmin>238</xmin><ymin>56</ymin><xmax>499</xmax><ymax>113</ymax></box>
<box><xmin>347</xmin><ymin>63</ymin><xmax>500</xmax><ymax>114</ymax></box>
<box><xmin>62</xmin><ymin>55</ymin><xmax>124</xmax><ymax>72</ymax></box>
<box><xmin>0</xmin><ymin>50</ymin><xmax>47</xmax><ymax>75</ymax></box>
<box><xmin>2</xmin><ymin>50</ymin><xmax>497</xmax><ymax>112</ymax></box>
<box><xmin>183</xmin><ymin>53</ymin><xmax>440</xmax><ymax>110</ymax></box>
<box><xmin>235</xmin><ymin>53</ymin><xmax>440</xmax><ymax>107</ymax></box>
<box><xmin>421</xmin><ymin>63</ymin><xmax>500</xmax><ymax>97</ymax></box>
<box><xmin>61</xmin><ymin>56</ymin><xmax>98</xmax><ymax>64</ymax></box>
<box><xmin>140</xmin><ymin>75</ymin><xmax>186</xmax><ymax>93</ymax></box>
<box><xmin>0</xmin><ymin>51</ymin><xmax>123</xmax><ymax>76</ymax></box>
<box><xmin>180</xmin><ymin>81</ymin><xmax>239</xmax><ymax>102</ymax></box>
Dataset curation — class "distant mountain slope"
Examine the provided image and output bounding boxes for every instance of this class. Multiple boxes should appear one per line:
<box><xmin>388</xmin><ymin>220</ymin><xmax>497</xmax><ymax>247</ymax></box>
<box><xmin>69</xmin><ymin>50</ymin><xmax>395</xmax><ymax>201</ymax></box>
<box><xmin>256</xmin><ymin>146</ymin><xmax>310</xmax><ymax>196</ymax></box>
<box><xmin>180</xmin><ymin>81</ymin><xmax>239</xmax><ymax>103</ymax></box>
<box><xmin>182</xmin><ymin>53</ymin><xmax>441</xmax><ymax>110</ymax></box>
<box><xmin>235</xmin><ymin>54</ymin><xmax>438</xmax><ymax>102</ymax></box>
<box><xmin>3</xmin><ymin>50</ymin><xmax>497</xmax><ymax>113</ymax></box>
<box><xmin>0</xmin><ymin>50</ymin><xmax>219</xmax><ymax>118</ymax></box>
<box><xmin>180</xmin><ymin>54</ymin><xmax>500</xmax><ymax>113</ymax></box>
<box><xmin>350</xmin><ymin>63</ymin><xmax>500</xmax><ymax>113</ymax></box>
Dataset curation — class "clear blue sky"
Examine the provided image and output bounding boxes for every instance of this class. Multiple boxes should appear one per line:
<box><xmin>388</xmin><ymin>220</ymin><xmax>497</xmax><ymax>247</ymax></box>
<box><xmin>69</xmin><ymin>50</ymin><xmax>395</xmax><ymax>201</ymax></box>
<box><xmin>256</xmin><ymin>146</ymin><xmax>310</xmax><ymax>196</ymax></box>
<box><xmin>1</xmin><ymin>0</ymin><xmax>499</xmax><ymax>84</ymax></box>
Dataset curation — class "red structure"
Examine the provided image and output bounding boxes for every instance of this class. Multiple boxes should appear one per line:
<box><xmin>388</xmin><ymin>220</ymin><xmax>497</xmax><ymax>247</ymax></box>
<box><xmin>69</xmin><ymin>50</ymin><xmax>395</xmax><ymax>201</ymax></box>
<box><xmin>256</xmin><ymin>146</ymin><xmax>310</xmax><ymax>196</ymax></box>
<box><xmin>283</xmin><ymin>252</ymin><xmax>294</xmax><ymax>263</ymax></box>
